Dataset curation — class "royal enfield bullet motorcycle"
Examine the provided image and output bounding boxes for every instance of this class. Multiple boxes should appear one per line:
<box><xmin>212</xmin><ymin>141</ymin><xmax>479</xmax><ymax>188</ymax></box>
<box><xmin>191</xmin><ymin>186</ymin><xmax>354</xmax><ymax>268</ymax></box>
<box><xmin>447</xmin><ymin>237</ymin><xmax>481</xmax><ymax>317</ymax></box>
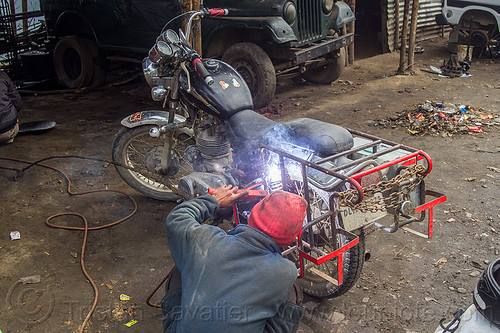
<box><xmin>113</xmin><ymin>8</ymin><xmax>446</xmax><ymax>298</ymax></box>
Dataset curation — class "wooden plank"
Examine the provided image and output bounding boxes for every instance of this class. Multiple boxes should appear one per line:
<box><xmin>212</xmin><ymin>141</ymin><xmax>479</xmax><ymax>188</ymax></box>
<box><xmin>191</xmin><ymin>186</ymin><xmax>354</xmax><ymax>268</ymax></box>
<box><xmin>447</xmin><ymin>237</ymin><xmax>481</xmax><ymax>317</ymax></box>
<box><xmin>309</xmin><ymin>267</ymin><xmax>339</xmax><ymax>285</ymax></box>
<box><xmin>401</xmin><ymin>226</ymin><xmax>429</xmax><ymax>239</ymax></box>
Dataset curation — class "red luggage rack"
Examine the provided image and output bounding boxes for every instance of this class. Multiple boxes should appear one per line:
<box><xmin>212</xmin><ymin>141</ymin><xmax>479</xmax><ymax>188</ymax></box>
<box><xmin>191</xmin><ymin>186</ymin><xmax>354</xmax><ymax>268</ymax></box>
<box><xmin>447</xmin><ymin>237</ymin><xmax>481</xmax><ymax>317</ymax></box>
<box><xmin>260</xmin><ymin>128</ymin><xmax>446</xmax><ymax>284</ymax></box>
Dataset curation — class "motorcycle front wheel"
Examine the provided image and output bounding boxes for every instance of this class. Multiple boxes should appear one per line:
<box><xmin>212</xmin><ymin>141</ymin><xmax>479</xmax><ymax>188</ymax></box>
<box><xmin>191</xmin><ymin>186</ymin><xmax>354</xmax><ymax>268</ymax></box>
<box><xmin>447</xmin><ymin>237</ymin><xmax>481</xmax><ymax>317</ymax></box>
<box><xmin>112</xmin><ymin>125</ymin><xmax>194</xmax><ymax>201</ymax></box>
<box><xmin>290</xmin><ymin>183</ymin><xmax>365</xmax><ymax>298</ymax></box>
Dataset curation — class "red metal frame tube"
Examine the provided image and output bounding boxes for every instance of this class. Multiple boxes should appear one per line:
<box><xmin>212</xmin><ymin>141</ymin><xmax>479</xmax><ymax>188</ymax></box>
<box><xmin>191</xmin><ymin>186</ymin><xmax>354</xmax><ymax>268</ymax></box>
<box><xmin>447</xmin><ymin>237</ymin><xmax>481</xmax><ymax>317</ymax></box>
<box><xmin>351</xmin><ymin>150</ymin><xmax>432</xmax><ymax>180</ymax></box>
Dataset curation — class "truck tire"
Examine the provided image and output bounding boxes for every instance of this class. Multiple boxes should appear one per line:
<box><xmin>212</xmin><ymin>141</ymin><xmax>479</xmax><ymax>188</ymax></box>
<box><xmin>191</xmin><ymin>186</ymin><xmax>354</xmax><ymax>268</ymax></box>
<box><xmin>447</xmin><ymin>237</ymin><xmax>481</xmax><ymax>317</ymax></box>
<box><xmin>302</xmin><ymin>47</ymin><xmax>346</xmax><ymax>84</ymax></box>
<box><xmin>53</xmin><ymin>37</ymin><xmax>95</xmax><ymax>89</ymax></box>
<box><xmin>222</xmin><ymin>42</ymin><xmax>276</xmax><ymax>109</ymax></box>
<box><xmin>83</xmin><ymin>39</ymin><xmax>106</xmax><ymax>87</ymax></box>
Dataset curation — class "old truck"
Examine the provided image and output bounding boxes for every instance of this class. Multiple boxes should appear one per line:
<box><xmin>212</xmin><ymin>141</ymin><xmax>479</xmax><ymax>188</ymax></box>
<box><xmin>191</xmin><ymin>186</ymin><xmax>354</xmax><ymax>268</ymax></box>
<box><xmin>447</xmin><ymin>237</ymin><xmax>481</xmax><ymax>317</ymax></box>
<box><xmin>40</xmin><ymin>0</ymin><xmax>355</xmax><ymax>108</ymax></box>
<box><xmin>436</xmin><ymin>0</ymin><xmax>500</xmax><ymax>54</ymax></box>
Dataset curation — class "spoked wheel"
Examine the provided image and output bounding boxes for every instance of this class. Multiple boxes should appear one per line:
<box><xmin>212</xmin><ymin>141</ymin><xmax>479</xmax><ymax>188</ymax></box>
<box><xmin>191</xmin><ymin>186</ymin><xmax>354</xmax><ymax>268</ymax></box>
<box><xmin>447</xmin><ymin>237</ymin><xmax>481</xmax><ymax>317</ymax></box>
<box><xmin>112</xmin><ymin>126</ymin><xmax>194</xmax><ymax>201</ymax></box>
<box><xmin>289</xmin><ymin>182</ymin><xmax>365</xmax><ymax>298</ymax></box>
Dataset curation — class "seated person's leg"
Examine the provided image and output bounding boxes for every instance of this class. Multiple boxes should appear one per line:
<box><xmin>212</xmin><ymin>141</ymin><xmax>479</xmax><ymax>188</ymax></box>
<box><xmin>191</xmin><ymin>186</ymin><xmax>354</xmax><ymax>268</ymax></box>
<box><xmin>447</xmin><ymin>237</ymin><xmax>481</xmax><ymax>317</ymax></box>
<box><xmin>161</xmin><ymin>266</ymin><xmax>182</xmax><ymax>333</ymax></box>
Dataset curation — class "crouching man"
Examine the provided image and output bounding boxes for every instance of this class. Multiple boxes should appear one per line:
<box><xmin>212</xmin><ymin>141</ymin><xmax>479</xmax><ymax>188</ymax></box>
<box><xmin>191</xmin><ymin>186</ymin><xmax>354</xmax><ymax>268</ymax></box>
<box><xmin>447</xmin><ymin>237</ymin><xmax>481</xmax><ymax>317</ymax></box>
<box><xmin>0</xmin><ymin>71</ymin><xmax>22</xmax><ymax>144</ymax></box>
<box><xmin>162</xmin><ymin>185</ymin><xmax>307</xmax><ymax>333</ymax></box>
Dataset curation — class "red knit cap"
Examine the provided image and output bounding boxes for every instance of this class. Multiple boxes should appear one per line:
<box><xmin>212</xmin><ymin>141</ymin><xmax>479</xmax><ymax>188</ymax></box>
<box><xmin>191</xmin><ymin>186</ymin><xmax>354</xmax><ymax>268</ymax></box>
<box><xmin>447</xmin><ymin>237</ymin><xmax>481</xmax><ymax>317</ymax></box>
<box><xmin>248</xmin><ymin>191</ymin><xmax>308</xmax><ymax>247</ymax></box>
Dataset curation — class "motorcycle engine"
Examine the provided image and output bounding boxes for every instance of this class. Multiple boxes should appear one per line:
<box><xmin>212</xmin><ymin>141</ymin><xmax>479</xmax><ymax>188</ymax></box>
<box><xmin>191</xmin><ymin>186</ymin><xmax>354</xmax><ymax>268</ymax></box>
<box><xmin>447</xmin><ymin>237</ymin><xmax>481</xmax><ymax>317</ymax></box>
<box><xmin>179</xmin><ymin>114</ymin><xmax>235</xmax><ymax>199</ymax></box>
<box><xmin>185</xmin><ymin>113</ymin><xmax>233</xmax><ymax>174</ymax></box>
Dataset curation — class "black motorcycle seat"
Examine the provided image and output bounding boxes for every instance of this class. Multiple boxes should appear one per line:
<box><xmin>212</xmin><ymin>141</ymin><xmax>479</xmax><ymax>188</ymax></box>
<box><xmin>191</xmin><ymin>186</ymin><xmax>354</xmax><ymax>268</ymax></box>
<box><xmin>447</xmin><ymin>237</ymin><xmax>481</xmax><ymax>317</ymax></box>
<box><xmin>282</xmin><ymin>118</ymin><xmax>354</xmax><ymax>156</ymax></box>
<box><xmin>228</xmin><ymin>110</ymin><xmax>353</xmax><ymax>157</ymax></box>
<box><xmin>228</xmin><ymin>109</ymin><xmax>277</xmax><ymax>141</ymax></box>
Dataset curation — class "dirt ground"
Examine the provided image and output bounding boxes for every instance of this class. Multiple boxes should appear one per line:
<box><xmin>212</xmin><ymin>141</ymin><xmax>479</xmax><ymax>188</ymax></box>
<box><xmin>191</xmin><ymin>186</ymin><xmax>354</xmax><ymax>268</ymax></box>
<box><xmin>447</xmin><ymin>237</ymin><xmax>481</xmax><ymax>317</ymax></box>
<box><xmin>1</xmin><ymin>36</ymin><xmax>499</xmax><ymax>333</ymax></box>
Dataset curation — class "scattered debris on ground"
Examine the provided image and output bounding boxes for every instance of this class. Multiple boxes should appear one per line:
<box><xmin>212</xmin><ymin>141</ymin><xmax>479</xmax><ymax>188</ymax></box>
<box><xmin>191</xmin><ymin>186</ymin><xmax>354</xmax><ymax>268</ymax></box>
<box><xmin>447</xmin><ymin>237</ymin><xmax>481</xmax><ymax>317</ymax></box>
<box><xmin>378</xmin><ymin>101</ymin><xmax>499</xmax><ymax>135</ymax></box>
<box><xmin>429</xmin><ymin>54</ymin><xmax>471</xmax><ymax>78</ymax></box>
<box><xmin>257</xmin><ymin>103</ymin><xmax>284</xmax><ymax>117</ymax></box>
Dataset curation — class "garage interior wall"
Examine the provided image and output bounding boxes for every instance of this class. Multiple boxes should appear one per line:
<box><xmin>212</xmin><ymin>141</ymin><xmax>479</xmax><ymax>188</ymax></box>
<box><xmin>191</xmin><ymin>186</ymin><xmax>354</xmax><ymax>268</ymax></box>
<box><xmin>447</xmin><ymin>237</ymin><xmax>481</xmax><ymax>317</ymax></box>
<box><xmin>382</xmin><ymin>0</ymin><xmax>451</xmax><ymax>52</ymax></box>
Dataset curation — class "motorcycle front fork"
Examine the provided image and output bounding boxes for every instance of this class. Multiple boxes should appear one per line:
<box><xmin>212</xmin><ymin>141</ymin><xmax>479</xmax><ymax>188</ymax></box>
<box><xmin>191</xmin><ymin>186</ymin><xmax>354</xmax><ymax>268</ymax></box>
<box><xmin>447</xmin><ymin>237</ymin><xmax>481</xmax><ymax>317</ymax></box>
<box><xmin>158</xmin><ymin>77</ymin><xmax>181</xmax><ymax>174</ymax></box>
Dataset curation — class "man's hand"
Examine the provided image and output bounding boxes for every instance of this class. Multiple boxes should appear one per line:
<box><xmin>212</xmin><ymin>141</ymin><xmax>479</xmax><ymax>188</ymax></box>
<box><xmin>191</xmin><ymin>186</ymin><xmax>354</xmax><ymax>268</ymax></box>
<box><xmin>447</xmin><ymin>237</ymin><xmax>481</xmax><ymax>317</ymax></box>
<box><xmin>211</xmin><ymin>185</ymin><xmax>248</xmax><ymax>208</ymax></box>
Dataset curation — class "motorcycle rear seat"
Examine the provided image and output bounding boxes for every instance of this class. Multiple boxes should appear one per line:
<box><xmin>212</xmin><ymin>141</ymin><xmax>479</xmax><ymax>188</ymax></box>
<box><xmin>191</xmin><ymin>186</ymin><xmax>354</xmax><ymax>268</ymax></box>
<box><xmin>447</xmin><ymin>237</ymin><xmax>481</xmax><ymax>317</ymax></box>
<box><xmin>228</xmin><ymin>110</ymin><xmax>353</xmax><ymax>157</ymax></box>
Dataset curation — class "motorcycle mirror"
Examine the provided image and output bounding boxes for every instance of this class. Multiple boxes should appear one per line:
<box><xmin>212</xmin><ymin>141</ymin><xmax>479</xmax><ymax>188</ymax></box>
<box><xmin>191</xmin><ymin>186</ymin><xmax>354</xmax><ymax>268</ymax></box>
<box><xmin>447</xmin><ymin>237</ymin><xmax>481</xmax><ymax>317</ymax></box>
<box><xmin>178</xmin><ymin>29</ymin><xmax>191</xmax><ymax>47</ymax></box>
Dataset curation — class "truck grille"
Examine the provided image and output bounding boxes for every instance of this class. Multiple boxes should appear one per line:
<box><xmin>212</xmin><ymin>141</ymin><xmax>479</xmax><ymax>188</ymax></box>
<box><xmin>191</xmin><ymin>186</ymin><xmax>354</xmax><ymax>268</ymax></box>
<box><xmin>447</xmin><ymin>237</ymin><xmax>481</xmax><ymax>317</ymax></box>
<box><xmin>297</xmin><ymin>0</ymin><xmax>323</xmax><ymax>42</ymax></box>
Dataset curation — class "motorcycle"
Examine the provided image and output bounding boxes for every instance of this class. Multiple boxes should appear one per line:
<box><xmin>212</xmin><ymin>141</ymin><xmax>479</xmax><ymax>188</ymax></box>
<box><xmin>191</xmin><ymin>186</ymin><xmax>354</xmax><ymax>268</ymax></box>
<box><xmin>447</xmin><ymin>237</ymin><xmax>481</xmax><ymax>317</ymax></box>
<box><xmin>112</xmin><ymin>8</ymin><xmax>446</xmax><ymax>298</ymax></box>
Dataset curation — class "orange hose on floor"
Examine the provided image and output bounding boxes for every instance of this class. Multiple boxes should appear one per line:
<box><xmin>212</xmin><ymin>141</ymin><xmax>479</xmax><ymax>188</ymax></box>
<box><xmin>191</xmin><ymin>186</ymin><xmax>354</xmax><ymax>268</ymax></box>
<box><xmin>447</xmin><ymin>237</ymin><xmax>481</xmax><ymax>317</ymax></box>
<box><xmin>1</xmin><ymin>157</ymin><xmax>138</xmax><ymax>333</ymax></box>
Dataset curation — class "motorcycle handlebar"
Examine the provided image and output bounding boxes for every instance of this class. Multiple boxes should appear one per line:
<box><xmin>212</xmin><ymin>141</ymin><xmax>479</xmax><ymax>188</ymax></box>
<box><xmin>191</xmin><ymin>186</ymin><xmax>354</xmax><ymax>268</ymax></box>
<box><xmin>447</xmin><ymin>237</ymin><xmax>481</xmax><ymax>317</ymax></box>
<box><xmin>203</xmin><ymin>8</ymin><xmax>229</xmax><ymax>17</ymax></box>
<box><xmin>192</xmin><ymin>58</ymin><xmax>214</xmax><ymax>85</ymax></box>
<box><xmin>184</xmin><ymin>8</ymin><xmax>229</xmax><ymax>59</ymax></box>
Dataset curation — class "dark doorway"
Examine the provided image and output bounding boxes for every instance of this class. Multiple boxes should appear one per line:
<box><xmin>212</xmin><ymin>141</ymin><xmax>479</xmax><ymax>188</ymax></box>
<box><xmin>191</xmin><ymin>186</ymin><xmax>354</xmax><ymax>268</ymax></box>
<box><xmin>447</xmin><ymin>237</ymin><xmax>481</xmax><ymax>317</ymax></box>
<box><xmin>354</xmin><ymin>0</ymin><xmax>383</xmax><ymax>59</ymax></box>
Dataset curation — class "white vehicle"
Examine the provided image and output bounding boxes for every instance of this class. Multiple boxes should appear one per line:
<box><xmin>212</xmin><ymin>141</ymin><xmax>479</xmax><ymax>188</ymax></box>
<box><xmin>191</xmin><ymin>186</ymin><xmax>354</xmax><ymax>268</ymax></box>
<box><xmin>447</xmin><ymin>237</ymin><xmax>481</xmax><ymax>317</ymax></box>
<box><xmin>436</xmin><ymin>0</ymin><xmax>500</xmax><ymax>51</ymax></box>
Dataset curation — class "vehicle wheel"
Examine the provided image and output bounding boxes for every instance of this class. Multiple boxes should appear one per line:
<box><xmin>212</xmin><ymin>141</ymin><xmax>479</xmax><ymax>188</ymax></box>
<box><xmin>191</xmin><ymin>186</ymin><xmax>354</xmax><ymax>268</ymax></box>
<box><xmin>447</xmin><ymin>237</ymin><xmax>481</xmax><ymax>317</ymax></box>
<box><xmin>112</xmin><ymin>126</ymin><xmax>194</xmax><ymax>201</ymax></box>
<box><xmin>83</xmin><ymin>39</ymin><xmax>106</xmax><ymax>87</ymax></box>
<box><xmin>289</xmin><ymin>183</ymin><xmax>365</xmax><ymax>298</ymax></box>
<box><xmin>222</xmin><ymin>42</ymin><xmax>276</xmax><ymax>109</ymax></box>
<box><xmin>302</xmin><ymin>47</ymin><xmax>346</xmax><ymax>84</ymax></box>
<box><xmin>53</xmin><ymin>37</ymin><xmax>94</xmax><ymax>88</ymax></box>
<box><xmin>299</xmin><ymin>226</ymin><xmax>365</xmax><ymax>298</ymax></box>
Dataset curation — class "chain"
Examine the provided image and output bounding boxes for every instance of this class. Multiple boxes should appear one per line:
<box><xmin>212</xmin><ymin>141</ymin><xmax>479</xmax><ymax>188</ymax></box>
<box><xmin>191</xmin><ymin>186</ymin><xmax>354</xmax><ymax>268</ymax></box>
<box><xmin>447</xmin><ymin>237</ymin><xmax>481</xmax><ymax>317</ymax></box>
<box><xmin>337</xmin><ymin>164</ymin><xmax>426</xmax><ymax>213</ymax></box>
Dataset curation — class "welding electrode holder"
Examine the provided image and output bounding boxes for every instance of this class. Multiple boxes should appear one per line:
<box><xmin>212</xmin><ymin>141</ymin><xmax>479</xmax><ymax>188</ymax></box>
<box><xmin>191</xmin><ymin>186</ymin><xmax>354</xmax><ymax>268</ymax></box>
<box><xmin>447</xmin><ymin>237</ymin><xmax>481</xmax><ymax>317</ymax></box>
<box><xmin>207</xmin><ymin>188</ymin><xmax>269</xmax><ymax>202</ymax></box>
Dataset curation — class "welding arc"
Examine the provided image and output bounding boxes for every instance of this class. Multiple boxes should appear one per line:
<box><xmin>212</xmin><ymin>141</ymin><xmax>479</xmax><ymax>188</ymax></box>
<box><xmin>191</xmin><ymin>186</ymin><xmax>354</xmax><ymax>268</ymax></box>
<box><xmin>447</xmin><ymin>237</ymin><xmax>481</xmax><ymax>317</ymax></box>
<box><xmin>0</xmin><ymin>157</ymin><xmax>138</xmax><ymax>333</ymax></box>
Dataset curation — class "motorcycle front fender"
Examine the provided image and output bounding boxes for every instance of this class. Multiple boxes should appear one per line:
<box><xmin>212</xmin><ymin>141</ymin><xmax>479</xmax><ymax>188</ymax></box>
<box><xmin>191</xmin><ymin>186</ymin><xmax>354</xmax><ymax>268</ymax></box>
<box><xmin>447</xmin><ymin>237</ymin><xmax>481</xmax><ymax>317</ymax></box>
<box><xmin>120</xmin><ymin>110</ymin><xmax>187</xmax><ymax>128</ymax></box>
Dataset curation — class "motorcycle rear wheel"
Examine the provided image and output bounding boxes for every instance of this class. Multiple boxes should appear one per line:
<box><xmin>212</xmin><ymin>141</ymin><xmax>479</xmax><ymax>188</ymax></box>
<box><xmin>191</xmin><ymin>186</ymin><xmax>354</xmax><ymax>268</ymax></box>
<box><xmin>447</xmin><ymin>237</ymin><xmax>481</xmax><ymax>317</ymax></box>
<box><xmin>112</xmin><ymin>125</ymin><xmax>194</xmax><ymax>201</ymax></box>
<box><xmin>291</xmin><ymin>184</ymin><xmax>365</xmax><ymax>298</ymax></box>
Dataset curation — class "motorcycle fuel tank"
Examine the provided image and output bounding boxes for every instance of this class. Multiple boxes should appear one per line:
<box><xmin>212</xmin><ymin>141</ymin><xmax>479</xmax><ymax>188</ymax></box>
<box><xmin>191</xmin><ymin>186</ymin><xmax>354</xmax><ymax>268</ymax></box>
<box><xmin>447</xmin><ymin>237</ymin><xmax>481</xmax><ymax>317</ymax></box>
<box><xmin>179</xmin><ymin>59</ymin><xmax>253</xmax><ymax>119</ymax></box>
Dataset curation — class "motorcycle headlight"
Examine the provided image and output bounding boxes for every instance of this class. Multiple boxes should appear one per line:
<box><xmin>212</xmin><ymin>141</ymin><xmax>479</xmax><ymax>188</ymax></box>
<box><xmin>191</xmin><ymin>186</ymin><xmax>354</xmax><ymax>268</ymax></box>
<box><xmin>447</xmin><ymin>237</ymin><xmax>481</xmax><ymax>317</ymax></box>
<box><xmin>283</xmin><ymin>2</ymin><xmax>297</xmax><ymax>25</ymax></box>
<box><xmin>322</xmin><ymin>0</ymin><xmax>334</xmax><ymax>15</ymax></box>
<box><xmin>142</xmin><ymin>57</ymin><xmax>159</xmax><ymax>87</ymax></box>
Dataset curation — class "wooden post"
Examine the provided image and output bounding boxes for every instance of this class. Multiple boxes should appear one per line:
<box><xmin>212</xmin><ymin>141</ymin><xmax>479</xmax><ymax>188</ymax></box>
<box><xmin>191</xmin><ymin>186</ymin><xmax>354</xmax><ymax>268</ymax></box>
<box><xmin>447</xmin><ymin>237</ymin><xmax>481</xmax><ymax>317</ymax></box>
<box><xmin>407</xmin><ymin>0</ymin><xmax>419</xmax><ymax>71</ymax></box>
<box><xmin>22</xmin><ymin>0</ymin><xmax>28</xmax><ymax>33</ymax></box>
<box><xmin>192</xmin><ymin>0</ymin><xmax>202</xmax><ymax>54</ymax></box>
<box><xmin>342</xmin><ymin>25</ymin><xmax>348</xmax><ymax>66</ymax></box>
<box><xmin>397</xmin><ymin>0</ymin><xmax>410</xmax><ymax>74</ymax></box>
<box><xmin>394</xmin><ymin>0</ymin><xmax>400</xmax><ymax>50</ymax></box>
<box><xmin>182</xmin><ymin>0</ymin><xmax>192</xmax><ymax>32</ymax></box>
<box><xmin>380</xmin><ymin>0</ymin><xmax>389</xmax><ymax>53</ymax></box>
<box><xmin>9</xmin><ymin>0</ymin><xmax>16</xmax><ymax>33</ymax></box>
<box><xmin>348</xmin><ymin>0</ymin><xmax>356</xmax><ymax>64</ymax></box>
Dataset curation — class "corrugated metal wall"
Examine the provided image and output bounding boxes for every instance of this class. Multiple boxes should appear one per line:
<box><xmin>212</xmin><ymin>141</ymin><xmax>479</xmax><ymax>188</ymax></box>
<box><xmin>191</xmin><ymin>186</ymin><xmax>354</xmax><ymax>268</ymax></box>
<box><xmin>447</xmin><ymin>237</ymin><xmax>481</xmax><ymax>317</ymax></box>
<box><xmin>384</xmin><ymin>0</ymin><xmax>450</xmax><ymax>52</ymax></box>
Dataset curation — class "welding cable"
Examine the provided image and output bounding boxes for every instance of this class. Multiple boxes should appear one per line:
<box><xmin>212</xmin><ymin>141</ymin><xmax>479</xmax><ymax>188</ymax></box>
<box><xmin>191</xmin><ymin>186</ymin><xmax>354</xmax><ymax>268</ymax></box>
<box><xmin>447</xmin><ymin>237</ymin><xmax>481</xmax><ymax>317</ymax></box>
<box><xmin>5</xmin><ymin>155</ymin><xmax>121</xmax><ymax>180</ymax></box>
<box><xmin>3</xmin><ymin>155</ymin><xmax>189</xmax><ymax>199</ymax></box>
<box><xmin>0</xmin><ymin>157</ymin><xmax>137</xmax><ymax>332</ymax></box>
<box><xmin>48</xmin><ymin>212</ymin><xmax>98</xmax><ymax>332</ymax></box>
<box><xmin>146</xmin><ymin>265</ymin><xmax>176</xmax><ymax>308</ymax></box>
